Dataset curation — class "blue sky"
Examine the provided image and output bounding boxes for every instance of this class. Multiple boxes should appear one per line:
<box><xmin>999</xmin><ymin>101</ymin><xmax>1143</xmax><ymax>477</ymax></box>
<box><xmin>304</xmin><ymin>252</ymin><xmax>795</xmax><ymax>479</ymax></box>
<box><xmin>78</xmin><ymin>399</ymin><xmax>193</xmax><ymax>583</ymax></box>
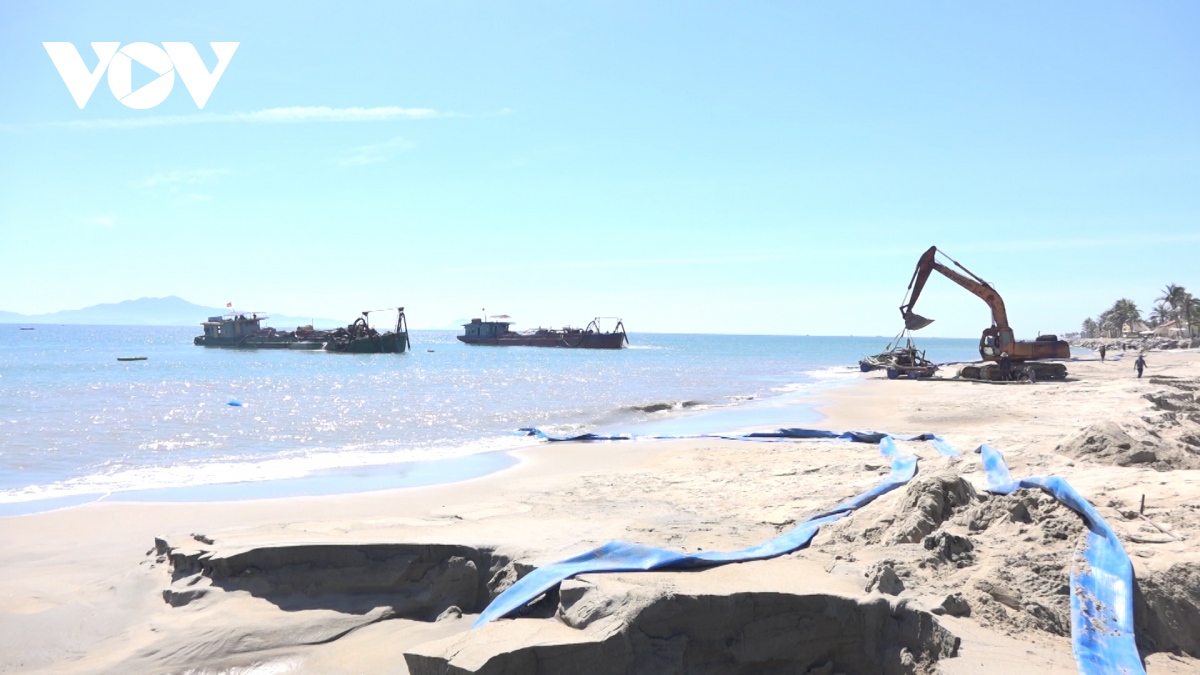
<box><xmin>1</xmin><ymin>2</ymin><xmax>1197</xmax><ymax>336</ymax></box>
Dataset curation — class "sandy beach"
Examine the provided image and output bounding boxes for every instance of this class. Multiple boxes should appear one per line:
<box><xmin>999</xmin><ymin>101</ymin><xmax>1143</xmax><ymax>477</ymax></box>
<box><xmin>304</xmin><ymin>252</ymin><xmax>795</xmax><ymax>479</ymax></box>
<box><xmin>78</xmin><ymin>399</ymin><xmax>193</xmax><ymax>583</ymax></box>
<box><xmin>2</xmin><ymin>351</ymin><xmax>1199</xmax><ymax>674</ymax></box>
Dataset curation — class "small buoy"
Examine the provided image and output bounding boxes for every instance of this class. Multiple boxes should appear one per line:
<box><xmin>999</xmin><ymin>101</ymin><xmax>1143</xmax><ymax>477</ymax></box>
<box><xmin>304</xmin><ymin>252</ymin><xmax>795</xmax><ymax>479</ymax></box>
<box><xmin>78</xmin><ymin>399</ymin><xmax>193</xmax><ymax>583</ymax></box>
<box><xmin>227</xmin><ymin>400</ymin><xmax>243</xmax><ymax>407</ymax></box>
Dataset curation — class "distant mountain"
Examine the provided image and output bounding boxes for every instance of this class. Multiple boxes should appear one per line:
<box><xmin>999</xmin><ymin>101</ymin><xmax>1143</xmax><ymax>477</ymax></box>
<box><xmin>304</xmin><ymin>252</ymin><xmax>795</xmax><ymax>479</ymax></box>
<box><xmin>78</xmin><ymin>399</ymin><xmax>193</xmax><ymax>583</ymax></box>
<box><xmin>0</xmin><ymin>296</ymin><xmax>346</xmax><ymax>328</ymax></box>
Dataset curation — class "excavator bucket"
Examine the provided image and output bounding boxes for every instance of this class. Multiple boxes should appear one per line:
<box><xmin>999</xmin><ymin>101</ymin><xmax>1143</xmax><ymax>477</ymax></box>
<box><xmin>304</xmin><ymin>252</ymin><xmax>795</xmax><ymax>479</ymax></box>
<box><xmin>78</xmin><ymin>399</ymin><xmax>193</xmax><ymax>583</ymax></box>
<box><xmin>903</xmin><ymin>312</ymin><xmax>934</xmax><ymax>331</ymax></box>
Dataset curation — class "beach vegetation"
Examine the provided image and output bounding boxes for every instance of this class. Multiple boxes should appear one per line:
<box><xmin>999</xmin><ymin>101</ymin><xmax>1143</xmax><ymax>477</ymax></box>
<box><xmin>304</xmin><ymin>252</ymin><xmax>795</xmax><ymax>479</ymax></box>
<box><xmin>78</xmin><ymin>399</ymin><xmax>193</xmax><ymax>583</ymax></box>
<box><xmin>1080</xmin><ymin>317</ymin><xmax>1099</xmax><ymax>339</ymax></box>
<box><xmin>1148</xmin><ymin>303</ymin><xmax>1172</xmax><ymax>328</ymax></box>
<box><xmin>1098</xmin><ymin>298</ymin><xmax>1142</xmax><ymax>337</ymax></box>
<box><xmin>1157</xmin><ymin>284</ymin><xmax>1194</xmax><ymax>339</ymax></box>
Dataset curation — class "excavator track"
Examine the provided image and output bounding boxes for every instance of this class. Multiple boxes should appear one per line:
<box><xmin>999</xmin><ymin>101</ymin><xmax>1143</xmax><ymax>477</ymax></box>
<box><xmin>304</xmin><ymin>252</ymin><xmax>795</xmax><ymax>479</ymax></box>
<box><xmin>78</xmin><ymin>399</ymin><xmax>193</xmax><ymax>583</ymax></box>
<box><xmin>958</xmin><ymin>362</ymin><xmax>1068</xmax><ymax>381</ymax></box>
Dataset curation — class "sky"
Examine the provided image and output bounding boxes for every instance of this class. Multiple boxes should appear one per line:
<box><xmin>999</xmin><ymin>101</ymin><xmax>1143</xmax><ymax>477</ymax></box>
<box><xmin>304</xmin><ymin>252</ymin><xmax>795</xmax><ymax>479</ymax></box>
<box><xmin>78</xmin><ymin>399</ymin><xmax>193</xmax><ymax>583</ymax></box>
<box><xmin>1</xmin><ymin>2</ymin><xmax>1197</xmax><ymax>336</ymax></box>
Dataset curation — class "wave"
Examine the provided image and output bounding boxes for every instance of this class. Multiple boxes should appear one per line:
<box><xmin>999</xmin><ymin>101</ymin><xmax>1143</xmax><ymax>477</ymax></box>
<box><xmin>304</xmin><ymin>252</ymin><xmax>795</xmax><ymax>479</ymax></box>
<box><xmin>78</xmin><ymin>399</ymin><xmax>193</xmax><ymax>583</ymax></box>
<box><xmin>802</xmin><ymin>365</ymin><xmax>862</xmax><ymax>380</ymax></box>
<box><xmin>0</xmin><ymin>434</ymin><xmax>534</xmax><ymax>505</ymax></box>
<box><xmin>626</xmin><ymin>400</ymin><xmax>705</xmax><ymax>413</ymax></box>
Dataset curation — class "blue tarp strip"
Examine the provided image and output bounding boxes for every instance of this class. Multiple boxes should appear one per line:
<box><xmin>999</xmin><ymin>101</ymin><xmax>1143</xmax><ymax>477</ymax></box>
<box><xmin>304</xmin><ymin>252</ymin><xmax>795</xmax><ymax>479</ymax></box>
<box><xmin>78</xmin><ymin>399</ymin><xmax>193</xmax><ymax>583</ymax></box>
<box><xmin>474</xmin><ymin>431</ymin><xmax>931</xmax><ymax>628</ymax></box>
<box><xmin>488</xmin><ymin>428</ymin><xmax>1141</xmax><ymax>674</ymax></box>
<box><xmin>980</xmin><ymin>444</ymin><xmax>1143</xmax><ymax>675</ymax></box>
<box><xmin>518</xmin><ymin>426</ymin><xmax>959</xmax><ymax>457</ymax></box>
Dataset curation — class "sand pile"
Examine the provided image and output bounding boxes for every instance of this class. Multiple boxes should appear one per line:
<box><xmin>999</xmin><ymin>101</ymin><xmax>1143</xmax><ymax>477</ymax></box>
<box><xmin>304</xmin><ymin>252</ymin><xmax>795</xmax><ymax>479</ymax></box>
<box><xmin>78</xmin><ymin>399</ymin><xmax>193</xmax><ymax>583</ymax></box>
<box><xmin>1136</xmin><ymin>562</ymin><xmax>1200</xmax><ymax>657</ymax></box>
<box><xmin>147</xmin><ymin>535</ymin><xmax>963</xmax><ymax>675</ymax></box>
<box><xmin>1054</xmin><ymin>376</ymin><xmax>1200</xmax><ymax>470</ymax></box>
<box><xmin>405</xmin><ymin>564</ymin><xmax>961</xmax><ymax>675</ymax></box>
<box><xmin>141</xmin><ymin>462</ymin><xmax>1200</xmax><ymax>672</ymax></box>
<box><xmin>817</xmin><ymin>469</ymin><xmax>1086</xmax><ymax>639</ymax></box>
<box><xmin>1055</xmin><ymin>421</ymin><xmax>1159</xmax><ymax>466</ymax></box>
<box><xmin>109</xmin><ymin>537</ymin><xmax>537</xmax><ymax>672</ymax></box>
<box><xmin>157</xmin><ymin>537</ymin><xmax>527</xmax><ymax>617</ymax></box>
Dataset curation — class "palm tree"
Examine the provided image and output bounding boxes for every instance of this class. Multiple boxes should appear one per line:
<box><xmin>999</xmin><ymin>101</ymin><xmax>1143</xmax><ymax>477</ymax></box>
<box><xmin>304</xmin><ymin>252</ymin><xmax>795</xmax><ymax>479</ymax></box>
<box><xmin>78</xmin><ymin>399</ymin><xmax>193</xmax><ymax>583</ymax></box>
<box><xmin>1149</xmin><ymin>303</ymin><xmax>1172</xmax><ymax>328</ymax></box>
<box><xmin>1099</xmin><ymin>309</ymin><xmax>1121</xmax><ymax>337</ymax></box>
<box><xmin>1158</xmin><ymin>284</ymin><xmax>1192</xmax><ymax>338</ymax></box>
<box><xmin>1103</xmin><ymin>298</ymin><xmax>1142</xmax><ymax>337</ymax></box>
<box><xmin>1081</xmin><ymin>317</ymin><xmax>1099</xmax><ymax>338</ymax></box>
<box><xmin>1189</xmin><ymin>295</ymin><xmax>1200</xmax><ymax>340</ymax></box>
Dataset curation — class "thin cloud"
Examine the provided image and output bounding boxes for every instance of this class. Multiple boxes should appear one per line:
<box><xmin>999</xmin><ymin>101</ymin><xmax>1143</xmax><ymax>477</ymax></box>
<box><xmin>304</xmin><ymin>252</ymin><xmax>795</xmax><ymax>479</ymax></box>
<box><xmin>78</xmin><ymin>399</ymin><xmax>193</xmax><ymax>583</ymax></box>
<box><xmin>446</xmin><ymin>232</ymin><xmax>1200</xmax><ymax>273</ymax></box>
<box><xmin>137</xmin><ymin>168</ymin><xmax>230</xmax><ymax>188</ymax></box>
<box><xmin>339</xmin><ymin>137</ymin><xmax>415</xmax><ymax>167</ymax></box>
<box><xmin>942</xmin><ymin>232</ymin><xmax>1200</xmax><ymax>254</ymax></box>
<box><xmin>3</xmin><ymin>106</ymin><xmax>440</xmax><ymax>131</ymax></box>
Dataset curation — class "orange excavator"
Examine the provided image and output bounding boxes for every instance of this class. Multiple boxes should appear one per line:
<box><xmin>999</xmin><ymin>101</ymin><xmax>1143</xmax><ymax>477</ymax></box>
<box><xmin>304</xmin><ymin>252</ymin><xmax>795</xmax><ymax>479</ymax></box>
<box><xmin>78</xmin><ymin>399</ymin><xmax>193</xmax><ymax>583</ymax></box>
<box><xmin>900</xmin><ymin>246</ymin><xmax>1069</xmax><ymax>380</ymax></box>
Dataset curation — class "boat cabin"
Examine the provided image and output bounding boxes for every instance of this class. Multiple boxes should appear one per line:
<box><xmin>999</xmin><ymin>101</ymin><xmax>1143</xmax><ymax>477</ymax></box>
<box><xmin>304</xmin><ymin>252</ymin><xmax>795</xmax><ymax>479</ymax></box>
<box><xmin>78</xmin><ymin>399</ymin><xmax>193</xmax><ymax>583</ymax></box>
<box><xmin>462</xmin><ymin>318</ymin><xmax>513</xmax><ymax>338</ymax></box>
<box><xmin>201</xmin><ymin>313</ymin><xmax>267</xmax><ymax>341</ymax></box>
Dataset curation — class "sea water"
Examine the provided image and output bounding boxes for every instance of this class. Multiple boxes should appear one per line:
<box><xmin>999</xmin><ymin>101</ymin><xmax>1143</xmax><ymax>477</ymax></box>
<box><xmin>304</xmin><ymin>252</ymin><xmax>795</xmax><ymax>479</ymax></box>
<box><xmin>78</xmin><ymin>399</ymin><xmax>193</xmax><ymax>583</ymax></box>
<box><xmin>0</xmin><ymin>326</ymin><xmax>981</xmax><ymax>513</ymax></box>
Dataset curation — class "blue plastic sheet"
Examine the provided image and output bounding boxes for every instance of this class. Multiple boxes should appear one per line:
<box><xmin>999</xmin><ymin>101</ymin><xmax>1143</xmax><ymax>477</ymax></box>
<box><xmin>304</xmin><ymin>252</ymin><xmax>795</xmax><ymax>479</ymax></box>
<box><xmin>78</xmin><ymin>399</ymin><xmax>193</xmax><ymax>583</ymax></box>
<box><xmin>981</xmin><ymin>444</ymin><xmax>1144</xmax><ymax>675</ymax></box>
<box><xmin>475</xmin><ymin>431</ymin><xmax>940</xmax><ymax>627</ymax></box>
<box><xmin>519</xmin><ymin>428</ymin><xmax>630</xmax><ymax>442</ymax></box>
<box><xmin>519</xmin><ymin>426</ymin><xmax>958</xmax><ymax>457</ymax></box>
<box><xmin>735</xmin><ymin>429</ymin><xmax>958</xmax><ymax>457</ymax></box>
<box><xmin>490</xmin><ymin>428</ymin><xmax>1142</xmax><ymax>674</ymax></box>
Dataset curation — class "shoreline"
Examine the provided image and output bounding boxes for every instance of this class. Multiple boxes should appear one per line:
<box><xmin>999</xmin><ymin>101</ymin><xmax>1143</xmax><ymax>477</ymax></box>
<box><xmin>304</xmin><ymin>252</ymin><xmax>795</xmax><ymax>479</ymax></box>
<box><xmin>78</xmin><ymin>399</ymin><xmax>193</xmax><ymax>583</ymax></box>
<box><xmin>1</xmin><ymin>330</ymin><xmax>988</xmax><ymax>516</ymax></box>
<box><xmin>3</xmin><ymin>351</ymin><xmax>1198</xmax><ymax>673</ymax></box>
<box><xmin>0</xmin><ymin>366</ymin><xmax>862</xmax><ymax>517</ymax></box>
<box><xmin>0</xmin><ymin>349</ymin><xmax>1118</xmax><ymax>518</ymax></box>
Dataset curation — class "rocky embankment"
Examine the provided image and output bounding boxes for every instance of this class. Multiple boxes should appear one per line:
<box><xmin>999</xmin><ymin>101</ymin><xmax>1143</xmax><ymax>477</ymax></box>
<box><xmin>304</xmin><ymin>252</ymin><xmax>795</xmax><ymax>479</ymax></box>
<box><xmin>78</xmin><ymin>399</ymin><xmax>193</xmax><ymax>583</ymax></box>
<box><xmin>1072</xmin><ymin>337</ymin><xmax>1200</xmax><ymax>352</ymax></box>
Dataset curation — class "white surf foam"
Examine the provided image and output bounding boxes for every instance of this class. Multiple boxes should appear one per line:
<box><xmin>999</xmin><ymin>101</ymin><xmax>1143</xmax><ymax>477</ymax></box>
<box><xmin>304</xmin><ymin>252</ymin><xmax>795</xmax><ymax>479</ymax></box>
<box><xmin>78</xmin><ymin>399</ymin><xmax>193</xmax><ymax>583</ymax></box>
<box><xmin>0</xmin><ymin>434</ymin><xmax>534</xmax><ymax>504</ymax></box>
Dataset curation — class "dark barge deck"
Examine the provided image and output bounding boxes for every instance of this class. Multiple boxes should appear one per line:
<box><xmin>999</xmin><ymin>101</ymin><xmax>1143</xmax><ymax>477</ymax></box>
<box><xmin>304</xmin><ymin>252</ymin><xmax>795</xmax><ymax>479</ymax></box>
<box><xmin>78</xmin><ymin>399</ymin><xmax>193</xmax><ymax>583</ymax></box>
<box><xmin>457</xmin><ymin>317</ymin><xmax>628</xmax><ymax>349</ymax></box>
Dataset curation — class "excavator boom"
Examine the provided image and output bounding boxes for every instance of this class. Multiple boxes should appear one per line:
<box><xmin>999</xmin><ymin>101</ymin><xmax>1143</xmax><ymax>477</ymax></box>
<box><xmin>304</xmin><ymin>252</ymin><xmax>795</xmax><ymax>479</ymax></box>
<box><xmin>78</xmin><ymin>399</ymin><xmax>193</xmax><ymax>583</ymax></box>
<box><xmin>898</xmin><ymin>246</ymin><xmax>1069</xmax><ymax>366</ymax></box>
<box><xmin>900</xmin><ymin>246</ymin><xmax>1009</xmax><ymax>332</ymax></box>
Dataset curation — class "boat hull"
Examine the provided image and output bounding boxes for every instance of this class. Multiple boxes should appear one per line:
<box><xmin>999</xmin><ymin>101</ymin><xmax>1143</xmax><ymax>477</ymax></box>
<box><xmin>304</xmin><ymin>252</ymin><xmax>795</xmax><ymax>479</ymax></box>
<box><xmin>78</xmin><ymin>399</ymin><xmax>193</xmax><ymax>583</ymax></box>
<box><xmin>325</xmin><ymin>332</ymin><xmax>409</xmax><ymax>354</ymax></box>
<box><xmin>457</xmin><ymin>333</ymin><xmax>626</xmax><ymax>349</ymax></box>
<box><xmin>194</xmin><ymin>336</ymin><xmax>325</xmax><ymax>349</ymax></box>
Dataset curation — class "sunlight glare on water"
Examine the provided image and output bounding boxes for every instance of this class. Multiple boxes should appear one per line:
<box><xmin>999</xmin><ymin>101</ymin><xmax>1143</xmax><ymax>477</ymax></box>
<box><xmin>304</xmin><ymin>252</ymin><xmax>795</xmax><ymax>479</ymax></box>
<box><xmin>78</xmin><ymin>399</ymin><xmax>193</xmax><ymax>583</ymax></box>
<box><xmin>0</xmin><ymin>325</ymin><xmax>982</xmax><ymax>505</ymax></box>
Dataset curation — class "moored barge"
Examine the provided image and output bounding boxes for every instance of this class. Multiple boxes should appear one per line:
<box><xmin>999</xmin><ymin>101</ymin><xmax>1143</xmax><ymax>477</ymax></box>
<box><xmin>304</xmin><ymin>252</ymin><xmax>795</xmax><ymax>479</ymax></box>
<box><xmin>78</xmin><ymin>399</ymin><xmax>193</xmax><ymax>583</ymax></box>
<box><xmin>194</xmin><ymin>312</ymin><xmax>327</xmax><ymax>349</ymax></box>
<box><xmin>458</xmin><ymin>317</ymin><xmax>628</xmax><ymax>349</ymax></box>
<box><xmin>194</xmin><ymin>307</ymin><xmax>410</xmax><ymax>353</ymax></box>
<box><xmin>324</xmin><ymin>308</ymin><xmax>410</xmax><ymax>354</ymax></box>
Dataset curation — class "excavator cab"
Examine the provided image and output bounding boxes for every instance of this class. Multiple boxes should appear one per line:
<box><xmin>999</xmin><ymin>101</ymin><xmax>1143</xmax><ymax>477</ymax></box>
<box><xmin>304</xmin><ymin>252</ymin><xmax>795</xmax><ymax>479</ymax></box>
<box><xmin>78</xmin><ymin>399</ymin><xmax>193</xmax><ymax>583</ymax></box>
<box><xmin>981</xmin><ymin>332</ymin><xmax>998</xmax><ymax>358</ymax></box>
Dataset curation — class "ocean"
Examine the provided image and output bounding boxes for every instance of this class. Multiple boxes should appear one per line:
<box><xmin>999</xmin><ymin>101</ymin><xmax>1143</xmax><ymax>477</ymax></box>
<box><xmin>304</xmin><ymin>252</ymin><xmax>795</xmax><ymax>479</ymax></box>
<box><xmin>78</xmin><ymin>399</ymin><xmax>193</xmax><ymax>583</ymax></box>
<box><xmin>0</xmin><ymin>325</ymin><xmax>982</xmax><ymax>514</ymax></box>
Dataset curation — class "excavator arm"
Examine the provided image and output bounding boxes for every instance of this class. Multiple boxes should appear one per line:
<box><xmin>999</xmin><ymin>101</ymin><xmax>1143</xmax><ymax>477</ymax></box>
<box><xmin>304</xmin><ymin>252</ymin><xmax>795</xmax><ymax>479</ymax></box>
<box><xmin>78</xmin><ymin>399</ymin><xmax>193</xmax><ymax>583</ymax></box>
<box><xmin>896</xmin><ymin>245</ymin><xmax>1069</xmax><ymax>367</ymax></box>
<box><xmin>899</xmin><ymin>246</ymin><xmax>1010</xmax><ymax>333</ymax></box>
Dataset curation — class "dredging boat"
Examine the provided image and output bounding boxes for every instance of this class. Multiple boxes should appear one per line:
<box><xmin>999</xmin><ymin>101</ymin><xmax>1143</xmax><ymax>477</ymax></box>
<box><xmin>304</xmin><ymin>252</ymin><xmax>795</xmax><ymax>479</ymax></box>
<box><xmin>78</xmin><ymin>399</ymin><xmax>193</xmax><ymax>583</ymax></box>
<box><xmin>458</xmin><ymin>316</ymin><xmax>628</xmax><ymax>349</ymax></box>
<box><xmin>324</xmin><ymin>308</ymin><xmax>411</xmax><ymax>354</ymax></box>
<box><xmin>859</xmin><ymin>332</ymin><xmax>938</xmax><ymax>379</ymax></box>
<box><xmin>194</xmin><ymin>312</ymin><xmax>328</xmax><ymax>349</ymax></box>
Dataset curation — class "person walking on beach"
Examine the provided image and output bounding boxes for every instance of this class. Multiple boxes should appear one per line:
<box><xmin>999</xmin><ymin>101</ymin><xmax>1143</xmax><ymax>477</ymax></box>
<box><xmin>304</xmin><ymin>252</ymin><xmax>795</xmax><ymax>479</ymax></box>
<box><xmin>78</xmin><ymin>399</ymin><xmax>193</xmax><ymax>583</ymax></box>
<box><xmin>1135</xmin><ymin>353</ymin><xmax>1147</xmax><ymax>378</ymax></box>
<box><xmin>1099</xmin><ymin>344</ymin><xmax>1106</xmax><ymax>362</ymax></box>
